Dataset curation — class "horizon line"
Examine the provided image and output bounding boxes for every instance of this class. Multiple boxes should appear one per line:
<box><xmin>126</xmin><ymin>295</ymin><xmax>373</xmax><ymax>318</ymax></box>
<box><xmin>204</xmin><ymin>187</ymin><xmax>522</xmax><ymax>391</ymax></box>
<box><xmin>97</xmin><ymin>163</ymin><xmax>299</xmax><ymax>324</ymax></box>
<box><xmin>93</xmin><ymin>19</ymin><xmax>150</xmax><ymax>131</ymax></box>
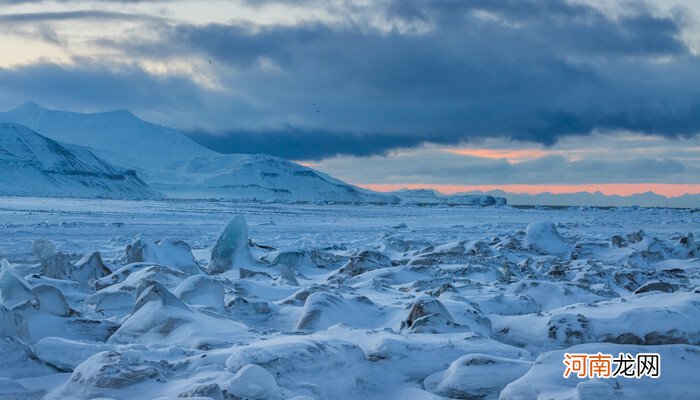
<box><xmin>357</xmin><ymin>183</ymin><xmax>700</xmax><ymax>198</ymax></box>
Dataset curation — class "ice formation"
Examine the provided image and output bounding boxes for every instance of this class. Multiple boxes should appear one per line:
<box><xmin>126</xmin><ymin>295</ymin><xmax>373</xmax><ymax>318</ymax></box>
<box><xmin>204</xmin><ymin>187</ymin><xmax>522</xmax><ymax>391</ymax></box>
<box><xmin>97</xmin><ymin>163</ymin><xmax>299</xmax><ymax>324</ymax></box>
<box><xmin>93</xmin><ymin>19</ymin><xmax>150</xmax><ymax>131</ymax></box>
<box><xmin>0</xmin><ymin>201</ymin><xmax>697</xmax><ymax>399</ymax></box>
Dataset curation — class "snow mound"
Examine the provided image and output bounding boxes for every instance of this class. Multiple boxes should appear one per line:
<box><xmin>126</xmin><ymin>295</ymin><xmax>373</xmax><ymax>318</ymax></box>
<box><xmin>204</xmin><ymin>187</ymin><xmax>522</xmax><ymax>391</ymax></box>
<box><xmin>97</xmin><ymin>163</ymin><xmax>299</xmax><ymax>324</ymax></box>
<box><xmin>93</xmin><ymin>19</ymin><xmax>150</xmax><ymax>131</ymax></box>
<box><xmin>361</xmin><ymin>329</ymin><xmax>531</xmax><ymax>381</ymax></box>
<box><xmin>493</xmin><ymin>291</ymin><xmax>700</xmax><ymax>350</ymax></box>
<box><xmin>501</xmin><ymin>343</ymin><xmax>700</xmax><ymax>400</ymax></box>
<box><xmin>58</xmin><ymin>351</ymin><xmax>166</xmax><ymax>398</ymax></box>
<box><xmin>423</xmin><ymin>354</ymin><xmax>531</xmax><ymax>399</ymax></box>
<box><xmin>505</xmin><ymin>280</ymin><xmax>605</xmax><ymax>312</ymax></box>
<box><xmin>225</xmin><ymin>337</ymin><xmax>371</xmax><ymax>397</ymax></box>
<box><xmin>33</xmin><ymin>337</ymin><xmax>110</xmax><ymax>371</ymax></box>
<box><xmin>226</xmin><ymin>364</ymin><xmax>283</xmax><ymax>400</ymax></box>
<box><xmin>109</xmin><ymin>282</ymin><xmax>251</xmax><ymax>346</ymax></box>
<box><xmin>526</xmin><ymin>221</ymin><xmax>571</xmax><ymax>259</ymax></box>
<box><xmin>295</xmin><ymin>292</ymin><xmax>387</xmax><ymax>331</ymax></box>
<box><xmin>125</xmin><ymin>237</ymin><xmax>200</xmax><ymax>275</ymax></box>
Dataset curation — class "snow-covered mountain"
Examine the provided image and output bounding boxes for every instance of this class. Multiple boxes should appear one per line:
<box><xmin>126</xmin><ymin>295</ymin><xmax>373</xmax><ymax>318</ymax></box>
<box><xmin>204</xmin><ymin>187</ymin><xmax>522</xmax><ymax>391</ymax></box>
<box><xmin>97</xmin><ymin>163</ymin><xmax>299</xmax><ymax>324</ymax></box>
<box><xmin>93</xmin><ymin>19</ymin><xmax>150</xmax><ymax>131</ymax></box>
<box><xmin>0</xmin><ymin>103</ymin><xmax>398</xmax><ymax>203</ymax></box>
<box><xmin>0</xmin><ymin>102</ymin><xmax>213</xmax><ymax>171</ymax></box>
<box><xmin>0</xmin><ymin>123</ymin><xmax>155</xmax><ymax>198</ymax></box>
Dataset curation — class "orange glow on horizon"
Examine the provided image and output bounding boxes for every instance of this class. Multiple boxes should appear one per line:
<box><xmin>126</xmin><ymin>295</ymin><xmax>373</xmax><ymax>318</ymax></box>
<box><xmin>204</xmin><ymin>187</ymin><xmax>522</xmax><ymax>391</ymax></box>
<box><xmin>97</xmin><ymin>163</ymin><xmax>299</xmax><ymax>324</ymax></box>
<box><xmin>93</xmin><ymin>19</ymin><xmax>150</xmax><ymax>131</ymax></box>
<box><xmin>359</xmin><ymin>183</ymin><xmax>700</xmax><ymax>198</ymax></box>
<box><xmin>444</xmin><ymin>148</ymin><xmax>551</xmax><ymax>162</ymax></box>
<box><xmin>296</xmin><ymin>161</ymin><xmax>320</xmax><ymax>167</ymax></box>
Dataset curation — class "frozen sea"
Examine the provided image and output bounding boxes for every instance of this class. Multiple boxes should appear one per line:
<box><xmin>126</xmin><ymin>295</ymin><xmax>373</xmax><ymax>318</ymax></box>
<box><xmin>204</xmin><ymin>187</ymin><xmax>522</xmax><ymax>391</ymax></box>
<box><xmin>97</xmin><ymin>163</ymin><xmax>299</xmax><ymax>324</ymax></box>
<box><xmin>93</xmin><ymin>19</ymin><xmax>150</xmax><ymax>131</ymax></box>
<box><xmin>0</xmin><ymin>197</ymin><xmax>698</xmax><ymax>399</ymax></box>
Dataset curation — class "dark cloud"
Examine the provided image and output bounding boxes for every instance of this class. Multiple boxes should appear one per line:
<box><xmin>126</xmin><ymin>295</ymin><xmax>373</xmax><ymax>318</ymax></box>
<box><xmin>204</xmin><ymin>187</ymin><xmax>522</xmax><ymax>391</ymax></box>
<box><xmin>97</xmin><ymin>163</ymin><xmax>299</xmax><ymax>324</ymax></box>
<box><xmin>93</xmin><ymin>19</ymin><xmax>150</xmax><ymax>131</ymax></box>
<box><xmin>0</xmin><ymin>63</ymin><xmax>205</xmax><ymax>117</ymax></box>
<box><xmin>2</xmin><ymin>0</ymin><xmax>700</xmax><ymax>160</ymax></box>
<box><xmin>0</xmin><ymin>10</ymin><xmax>159</xmax><ymax>23</ymax></box>
<box><xmin>186</xmin><ymin>128</ymin><xmax>436</xmax><ymax>160</ymax></box>
<box><xmin>1</xmin><ymin>0</ymin><xmax>171</xmax><ymax>3</ymax></box>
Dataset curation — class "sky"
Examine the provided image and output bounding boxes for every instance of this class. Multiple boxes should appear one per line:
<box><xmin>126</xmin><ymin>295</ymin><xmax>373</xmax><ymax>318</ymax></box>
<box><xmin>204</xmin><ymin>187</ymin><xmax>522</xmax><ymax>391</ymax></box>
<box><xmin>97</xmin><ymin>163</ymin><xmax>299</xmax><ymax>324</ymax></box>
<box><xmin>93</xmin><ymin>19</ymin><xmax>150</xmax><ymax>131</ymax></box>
<box><xmin>1</xmin><ymin>0</ymin><xmax>700</xmax><ymax>198</ymax></box>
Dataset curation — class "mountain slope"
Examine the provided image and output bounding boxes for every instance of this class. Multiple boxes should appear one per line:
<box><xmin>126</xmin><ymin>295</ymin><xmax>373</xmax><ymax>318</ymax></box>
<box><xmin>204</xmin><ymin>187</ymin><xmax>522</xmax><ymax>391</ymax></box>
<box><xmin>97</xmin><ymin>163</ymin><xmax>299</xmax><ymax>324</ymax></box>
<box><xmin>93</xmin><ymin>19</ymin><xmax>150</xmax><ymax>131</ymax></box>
<box><xmin>0</xmin><ymin>102</ymin><xmax>214</xmax><ymax>171</ymax></box>
<box><xmin>169</xmin><ymin>153</ymin><xmax>397</xmax><ymax>203</ymax></box>
<box><xmin>0</xmin><ymin>103</ymin><xmax>398</xmax><ymax>203</ymax></box>
<box><xmin>0</xmin><ymin>123</ymin><xmax>156</xmax><ymax>198</ymax></box>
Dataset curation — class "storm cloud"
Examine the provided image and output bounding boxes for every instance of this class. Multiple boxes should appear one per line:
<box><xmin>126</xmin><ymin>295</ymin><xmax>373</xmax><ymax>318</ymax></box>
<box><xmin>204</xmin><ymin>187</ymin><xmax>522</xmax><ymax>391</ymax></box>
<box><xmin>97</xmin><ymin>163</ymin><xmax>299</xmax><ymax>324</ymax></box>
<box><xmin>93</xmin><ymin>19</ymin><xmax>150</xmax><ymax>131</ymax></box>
<box><xmin>1</xmin><ymin>0</ymin><xmax>699</xmax><ymax>160</ymax></box>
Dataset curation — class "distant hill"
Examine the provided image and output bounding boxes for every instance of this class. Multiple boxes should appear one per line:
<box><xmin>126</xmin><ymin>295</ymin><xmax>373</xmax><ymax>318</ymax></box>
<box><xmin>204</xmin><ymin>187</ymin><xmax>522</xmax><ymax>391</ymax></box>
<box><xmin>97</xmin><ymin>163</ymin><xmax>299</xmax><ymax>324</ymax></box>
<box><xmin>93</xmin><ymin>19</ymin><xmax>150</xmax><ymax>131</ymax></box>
<box><xmin>391</xmin><ymin>189</ymin><xmax>506</xmax><ymax>206</ymax></box>
<box><xmin>0</xmin><ymin>123</ymin><xmax>156</xmax><ymax>198</ymax></box>
<box><xmin>459</xmin><ymin>189</ymin><xmax>700</xmax><ymax>208</ymax></box>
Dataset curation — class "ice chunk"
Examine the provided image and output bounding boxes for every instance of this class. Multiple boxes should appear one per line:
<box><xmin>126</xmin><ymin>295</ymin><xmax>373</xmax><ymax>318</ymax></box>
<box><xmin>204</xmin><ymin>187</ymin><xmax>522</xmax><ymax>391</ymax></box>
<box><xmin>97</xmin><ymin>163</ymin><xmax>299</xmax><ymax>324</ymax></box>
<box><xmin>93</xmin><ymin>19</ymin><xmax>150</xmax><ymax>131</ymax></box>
<box><xmin>34</xmin><ymin>283</ymin><xmax>70</xmax><ymax>316</ymax></box>
<box><xmin>277</xmin><ymin>265</ymin><xmax>300</xmax><ymax>286</ymax></box>
<box><xmin>132</xmin><ymin>282</ymin><xmax>189</xmax><ymax>315</ymax></box>
<box><xmin>263</xmin><ymin>250</ymin><xmax>313</xmax><ymax>269</ymax></box>
<box><xmin>59</xmin><ymin>351</ymin><xmax>165</xmax><ymax>397</ymax></box>
<box><xmin>32</xmin><ymin>239</ymin><xmax>56</xmax><ymax>262</ymax></box>
<box><xmin>330</xmin><ymin>250</ymin><xmax>392</xmax><ymax>282</ymax></box>
<box><xmin>174</xmin><ymin>275</ymin><xmax>226</xmax><ymax>313</ymax></box>
<box><xmin>526</xmin><ymin>221</ymin><xmax>571</xmax><ymax>259</ymax></box>
<box><xmin>92</xmin><ymin>263</ymin><xmax>188</xmax><ymax>292</ymax></box>
<box><xmin>85</xmin><ymin>290</ymin><xmax>135</xmax><ymax>319</ymax></box>
<box><xmin>71</xmin><ymin>252</ymin><xmax>111</xmax><ymax>284</ymax></box>
<box><xmin>401</xmin><ymin>296</ymin><xmax>466</xmax><ymax>333</ymax></box>
<box><xmin>0</xmin><ymin>305</ymin><xmax>28</xmax><ymax>339</ymax></box>
<box><xmin>634</xmin><ymin>280</ymin><xmax>675</xmax><ymax>294</ymax></box>
<box><xmin>209</xmin><ymin>216</ymin><xmax>253</xmax><ymax>274</ymax></box>
<box><xmin>239</xmin><ymin>268</ymin><xmax>272</xmax><ymax>280</ymax></box>
<box><xmin>177</xmin><ymin>383</ymin><xmax>224</xmax><ymax>400</ymax></box>
<box><xmin>0</xmin><ymin>259</ymin><xmax>34</xmax><ymax>308</ymax></box>
<box><xmin>33</xmin><ymin>239</ymin><xmax>72</xmax><ymax>279</ymax></box>
<box><xmin>0</xmin><ymin>336</ymin><xmax>55</xmax><ymax>379</ymax></box>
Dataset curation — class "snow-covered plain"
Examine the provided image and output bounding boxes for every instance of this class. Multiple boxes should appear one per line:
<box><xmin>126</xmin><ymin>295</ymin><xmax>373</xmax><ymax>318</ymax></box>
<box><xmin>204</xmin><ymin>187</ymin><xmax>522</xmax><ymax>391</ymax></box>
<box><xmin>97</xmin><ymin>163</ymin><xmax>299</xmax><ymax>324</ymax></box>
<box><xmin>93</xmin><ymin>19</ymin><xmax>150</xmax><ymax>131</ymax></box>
<box><xmin>0</xmin><ymin>197</ymin><xmax>698</xmax><ymax>399</ymax></box>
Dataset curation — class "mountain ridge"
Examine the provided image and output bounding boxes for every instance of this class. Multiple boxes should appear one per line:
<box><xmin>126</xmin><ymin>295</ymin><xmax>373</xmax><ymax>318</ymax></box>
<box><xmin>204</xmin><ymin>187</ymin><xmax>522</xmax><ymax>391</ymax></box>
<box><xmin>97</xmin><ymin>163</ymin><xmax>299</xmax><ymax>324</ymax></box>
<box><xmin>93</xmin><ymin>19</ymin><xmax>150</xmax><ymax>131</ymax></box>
<box><xmin>0</xmin><ymin>103</ymin><xmax>403</xmax><ymax>203</ymax></box>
